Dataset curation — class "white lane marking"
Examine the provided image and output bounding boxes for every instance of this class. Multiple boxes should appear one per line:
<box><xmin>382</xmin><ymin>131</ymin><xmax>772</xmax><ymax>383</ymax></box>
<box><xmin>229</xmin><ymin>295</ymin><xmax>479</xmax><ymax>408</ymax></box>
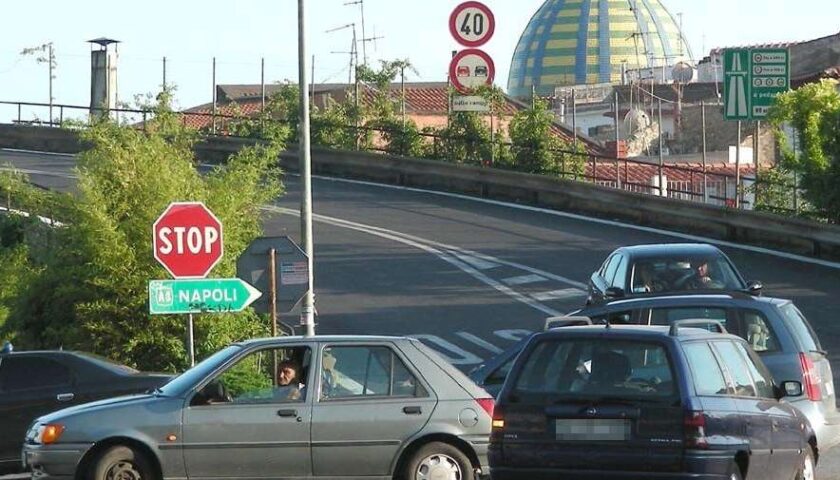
<box><xmin>0</xmin><ymin>166</ymin><xmax>78</xmax><ymax>179</ymax></box>
<box><xmin>494</xmin><ymin>329</ymin><xmax>534</xmax><ymax>341</ymax></box>
<box><xmin>410</xmin><ymin>334</ymin><xmax>484</xmax><ymax>365</ymax></box>
<box><xmin>531</xmin><ymin>288</ymin><xmax>586</xmax><ymax>302</ymax></box>
<box><xmin>503</xmin><ymin>274</ymin><xmax>547</xmax><ymax>286</ymax></box>
<box><xmin>265</xmin><ymin>206</ymin><xmax>564</xmax><ymax>317</ymax></box>
<box><xmin>0</xmin><ymin>148</ymin><xmax>75</xmax><ymax>157</ymax></box>
<box><xmin>308</xmin><ymin>174</ymin><xmax>840</xmax><ymax>270</ymax></box>
<box><xmin>457</xmin><ymin>331</ymin><xmax>504</xmax><ymax>354</ymax></box>
<box><xmin>450</xmin><ymin>252</ymin><xmax>499</xmax><ymax>271</ymax></box>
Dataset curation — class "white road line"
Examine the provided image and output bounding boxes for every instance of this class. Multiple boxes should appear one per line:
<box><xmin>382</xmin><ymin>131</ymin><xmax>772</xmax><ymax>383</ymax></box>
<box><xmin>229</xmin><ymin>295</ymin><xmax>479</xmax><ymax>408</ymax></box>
<box><xmin>503</xmin><ymin>274</ymin><xmax>547</xmax><ymax>286</ymax></box>
<box><xmin>531</xmin><ymin>288</ymin><xmax>586</xmax><ymax>302</ymax></box>
<box><xmin>456</xmin><ymin>331</ymin><xmax>504</xmax><ymax>354</ymax></box>
<box><xmin>450</xmin><ymin>252</ymin><xmax>500</xmax><ymax>270</ymax></box>
<box><xmin>0</xmin><ymin>148</ymin><xmax>75</xmax><ymax>157</ymax></box>
<box><xmin>309</xmin><ymin>174</ymin><xmax>840</xmax><ymax>270</ymax></box>
<box><xmin>0</xmin><ymin>166</ymin><xmax>78</xmax><ymax>178</ymax></box>
<box><xmin>265</xmin><ymin>206</ymin><xmax>564</xmax><ymax>317</ymax></box>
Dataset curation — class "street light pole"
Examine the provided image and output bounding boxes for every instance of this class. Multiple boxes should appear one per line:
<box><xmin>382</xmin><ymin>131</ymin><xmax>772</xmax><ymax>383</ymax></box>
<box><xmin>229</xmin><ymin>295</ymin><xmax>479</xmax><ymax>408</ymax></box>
<box><xmin>298</xmin><ymin>0</ymin><xmax>316</xmax><ymax>337</ymax></box>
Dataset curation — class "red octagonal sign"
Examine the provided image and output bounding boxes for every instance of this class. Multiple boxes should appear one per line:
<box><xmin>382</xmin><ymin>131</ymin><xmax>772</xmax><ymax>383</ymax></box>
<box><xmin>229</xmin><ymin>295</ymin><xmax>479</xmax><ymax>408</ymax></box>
<box><xmin>153</xmin><ymin>202</ymin><xmax>223</xmax><ymax>279</ymax></box>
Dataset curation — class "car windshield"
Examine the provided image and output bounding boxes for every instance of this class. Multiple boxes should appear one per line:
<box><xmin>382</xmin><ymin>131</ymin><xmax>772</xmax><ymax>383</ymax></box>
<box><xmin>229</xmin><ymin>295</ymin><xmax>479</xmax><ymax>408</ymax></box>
<box><xmin>512</xmin><ymin>338</ymin><xmax>677</xmax><ymax>402</ymax></box>
<box><xmin>157</xmin><ymin>345</ymin><xmax>242</xmax><ymax>396</ymax></box>
<box><xmin>629</xmin><ymin>255</ymin><xmax>744</xmax><ymax>294</ymax></box>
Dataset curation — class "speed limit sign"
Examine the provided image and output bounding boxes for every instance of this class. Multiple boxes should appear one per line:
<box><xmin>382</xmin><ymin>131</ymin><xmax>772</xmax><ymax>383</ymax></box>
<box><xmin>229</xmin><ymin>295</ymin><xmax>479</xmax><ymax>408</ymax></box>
<box><xmin>449</xmin><ymin>1</ymin><xmax>496</xmax><ymax>47</ymax></box>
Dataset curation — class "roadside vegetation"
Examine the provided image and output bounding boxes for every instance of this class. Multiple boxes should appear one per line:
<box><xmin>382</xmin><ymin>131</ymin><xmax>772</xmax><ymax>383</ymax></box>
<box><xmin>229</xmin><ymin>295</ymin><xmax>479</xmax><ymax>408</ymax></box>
<box><xmin>0</xmin><ymin>91</ymin><xmax>284</xmax><ymax>371</ymax></box>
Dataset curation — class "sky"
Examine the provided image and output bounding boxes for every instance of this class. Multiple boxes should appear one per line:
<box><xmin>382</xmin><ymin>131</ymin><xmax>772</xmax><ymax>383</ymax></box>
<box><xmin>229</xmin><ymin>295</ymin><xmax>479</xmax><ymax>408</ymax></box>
<box><xmin>0</xmin><ymin>0</ymin><xmax>837</xmax><ymax>121</ymax></box>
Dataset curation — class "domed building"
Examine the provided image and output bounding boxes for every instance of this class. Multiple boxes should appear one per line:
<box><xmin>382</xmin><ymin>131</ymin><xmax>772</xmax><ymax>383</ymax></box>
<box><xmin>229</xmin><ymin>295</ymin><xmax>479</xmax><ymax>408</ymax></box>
<box><xmin>507</xmin><ymin>0</ymin><xmax>694</xmax><ymax>97</ymax></box>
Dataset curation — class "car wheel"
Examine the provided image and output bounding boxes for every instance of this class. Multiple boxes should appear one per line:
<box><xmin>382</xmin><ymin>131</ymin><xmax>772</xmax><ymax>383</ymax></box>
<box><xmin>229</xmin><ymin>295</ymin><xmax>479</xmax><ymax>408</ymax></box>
<box><xmin>405</xmin><ymin>442</ymin><xmax>474</xmax><ymax>480</ymax></box>
<box><xmin>727</xmin><ymin>462</ymin><xmax>744</xmax><ymax>480</ymax></box>
<box><xmin>794</xmin><ymin>448</ymin><xmax>816</xmax><ymax>480</ymax></box>
<box><xmin>90</xmin><ymin>445</ymin><xmax>156</xmax><ymax>480</ymax></box>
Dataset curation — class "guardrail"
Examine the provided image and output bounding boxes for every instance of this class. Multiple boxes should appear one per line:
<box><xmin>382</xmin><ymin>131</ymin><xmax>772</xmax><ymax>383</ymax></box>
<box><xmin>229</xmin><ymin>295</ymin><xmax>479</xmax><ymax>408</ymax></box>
<box><xmin>0</xmin><ymin>99</ymin><xmax>806</xmax><ymax>217</ymax></box>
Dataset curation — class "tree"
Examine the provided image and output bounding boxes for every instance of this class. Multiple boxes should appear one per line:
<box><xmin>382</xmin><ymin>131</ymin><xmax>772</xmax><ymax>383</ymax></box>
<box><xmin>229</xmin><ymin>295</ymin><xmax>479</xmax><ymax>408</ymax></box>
<box><xmin>769</xmin><ymin>80</ymin><xmax>840</xmax><ymax>222</ymax></box>
<box><xmin>0</xmin><ymin>94</ymin><xmax>284</xmax><ymax>372</ymax></box>
<box><xmin>508</xmin><ymin>98</ymin><xmax>584</xmax><ymax>177</ymax></box>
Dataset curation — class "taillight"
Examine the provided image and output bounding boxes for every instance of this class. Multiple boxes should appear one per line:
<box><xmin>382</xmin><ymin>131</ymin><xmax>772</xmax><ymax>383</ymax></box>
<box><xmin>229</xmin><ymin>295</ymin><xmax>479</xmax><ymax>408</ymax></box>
<box><xmin>684</xmin><ymin>411</ymin><xmax>708</xmax><ymax>449</ymax></box>
<box><xmin>799</xmin><ymin>353</ymin><xmax>823</xmax><ymax>401</ymax></box>
<box><xmin>475</xmin><ymin>397</ymin><xmax>495</xmax><ymax>418</ymax></box>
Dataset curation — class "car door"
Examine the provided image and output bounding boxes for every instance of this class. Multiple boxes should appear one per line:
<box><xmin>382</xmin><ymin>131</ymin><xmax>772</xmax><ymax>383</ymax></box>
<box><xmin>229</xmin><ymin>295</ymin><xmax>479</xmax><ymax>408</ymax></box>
<box><xmin>0</xmin><ymin>355</ymin><xmax>74</xmax><ymax>466</ymax></box>
<box><xmin>181</xmin><ymin>344</ymin><xmax>314</xmax><ymax>479</ymax></box>
<box><xmin>711</xmin><ymin>340</ymin><xmax>773</xmax><ymax>480</ymax></box>
<box><xmin>311</xmin><ymin>343</ymin><xmax>436</xmax><ymax>477</ymax></box>
<box><xmin>736</xmin><ymin>343</ymin><xmax>804</xmax><ymax>480</ymax></box>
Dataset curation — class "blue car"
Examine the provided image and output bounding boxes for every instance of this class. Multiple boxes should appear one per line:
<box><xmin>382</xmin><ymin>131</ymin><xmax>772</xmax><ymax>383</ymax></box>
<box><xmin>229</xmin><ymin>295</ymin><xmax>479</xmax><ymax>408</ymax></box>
<box><xmin>489</xmin><ymin>322</ymin><xmax>815</xmax><ymax>480</ymax></box>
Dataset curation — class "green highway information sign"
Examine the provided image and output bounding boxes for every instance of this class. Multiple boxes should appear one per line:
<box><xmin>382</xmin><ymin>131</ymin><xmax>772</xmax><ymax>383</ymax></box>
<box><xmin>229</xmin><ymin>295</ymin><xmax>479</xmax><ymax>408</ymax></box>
<box><xmin>724</xmin><ymin>48</ymin><xmax>790</xmax><ymax>121</ymax></box>
<box><xmin>149</xmin><ymin>278</ymin><xmax>262</xmax><ymax>315</ymax></box>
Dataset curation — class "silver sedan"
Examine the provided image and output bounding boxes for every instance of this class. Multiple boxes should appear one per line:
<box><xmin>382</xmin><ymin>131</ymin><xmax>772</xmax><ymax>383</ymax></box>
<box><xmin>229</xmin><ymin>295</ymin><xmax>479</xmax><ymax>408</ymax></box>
<box><xmin>22</xmin><ymin>336</ymin><xmax>494</xmax><ymax>480</ymax></box>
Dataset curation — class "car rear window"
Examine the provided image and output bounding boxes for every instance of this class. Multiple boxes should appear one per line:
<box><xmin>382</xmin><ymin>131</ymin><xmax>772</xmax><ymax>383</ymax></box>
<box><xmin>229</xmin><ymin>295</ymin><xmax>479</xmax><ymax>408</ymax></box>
<box><xmin>512</xmin><ymin>338</ymin><xmax>676</xmax><ymax>401</ymax></box>
<box><xmin>779</xmin><ymin>303</ymin><xmax>822</xmax><ymax>352</ymax></box>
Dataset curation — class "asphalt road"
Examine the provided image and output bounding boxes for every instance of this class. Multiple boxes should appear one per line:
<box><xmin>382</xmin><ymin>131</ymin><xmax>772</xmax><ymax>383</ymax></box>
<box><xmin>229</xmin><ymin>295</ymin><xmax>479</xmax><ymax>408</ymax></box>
<box><xmin>2</xmin><ymin>148</ymin><xmax>839</xmax><ymax>476</ymax></box>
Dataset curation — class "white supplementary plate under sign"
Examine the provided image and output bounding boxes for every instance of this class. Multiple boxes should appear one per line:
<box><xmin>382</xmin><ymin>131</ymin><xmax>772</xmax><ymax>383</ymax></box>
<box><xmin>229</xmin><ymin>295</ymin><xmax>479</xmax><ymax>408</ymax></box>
<box><xmin>453</xmin><ymin>96</ymin><xmax>490</xmax><ymax>112</ymax></box>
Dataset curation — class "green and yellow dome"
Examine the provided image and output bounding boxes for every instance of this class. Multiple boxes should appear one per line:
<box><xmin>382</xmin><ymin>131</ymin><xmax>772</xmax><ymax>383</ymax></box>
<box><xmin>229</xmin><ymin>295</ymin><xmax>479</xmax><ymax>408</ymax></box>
<box><xmin>508</xmin><ymin>0</ymin><xmax>693</xmax><ymax>97</ymax></box>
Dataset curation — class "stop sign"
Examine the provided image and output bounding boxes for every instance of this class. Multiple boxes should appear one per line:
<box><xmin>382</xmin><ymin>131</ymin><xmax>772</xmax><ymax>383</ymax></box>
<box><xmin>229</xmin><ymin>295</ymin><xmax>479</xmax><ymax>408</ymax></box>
<box><xmin>153</xmin><ymin>202</ymin><xmax>223</xmax><ymax>279</ymax></box>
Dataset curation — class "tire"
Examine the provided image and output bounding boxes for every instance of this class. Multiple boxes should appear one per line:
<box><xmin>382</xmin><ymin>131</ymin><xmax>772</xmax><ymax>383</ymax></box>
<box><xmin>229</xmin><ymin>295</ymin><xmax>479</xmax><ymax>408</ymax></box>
<box><xmin>403</xmin><ymin>441</ymin><xmax>474</xmax><ymax>480</ymax></box>
<box><xmin>794</xmin><ymin>448</ymin><xmax>817</xmax><ymax>480</ymax></box>
<box><xmin>89</xmin><ymin>445</ymin><xmax>156</xmax><ymax>480</ymax></box>
<box><xmin>728</xmin><ymin>462</ymin><xmax>744</xmax><ymax>480</ymax></box>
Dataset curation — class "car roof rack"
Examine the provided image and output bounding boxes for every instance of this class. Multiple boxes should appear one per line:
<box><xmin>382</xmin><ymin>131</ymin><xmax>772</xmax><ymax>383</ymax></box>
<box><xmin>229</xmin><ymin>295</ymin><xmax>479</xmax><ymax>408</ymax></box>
<box><xmin>669</xmin><ymin>319</ymin><xmax>728</xmax><ymax>336</ymax></box>
<box><xmin>544</xmin><ymin>316</ymin><xmax>593</xmax><ymax>331</ymax></box>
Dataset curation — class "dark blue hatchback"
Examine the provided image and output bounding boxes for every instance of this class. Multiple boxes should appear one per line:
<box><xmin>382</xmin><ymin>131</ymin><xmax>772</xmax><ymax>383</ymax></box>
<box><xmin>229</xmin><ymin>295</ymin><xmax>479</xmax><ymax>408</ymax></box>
<box><xmin>488</xmin><ymin>323</ymin><xmax>815</xmax><ymax>480</ymax></box>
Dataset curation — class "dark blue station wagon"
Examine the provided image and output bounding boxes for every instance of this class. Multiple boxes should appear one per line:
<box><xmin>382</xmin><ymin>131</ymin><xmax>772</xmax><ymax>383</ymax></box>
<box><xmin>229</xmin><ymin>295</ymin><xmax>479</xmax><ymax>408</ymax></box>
<box><xmin>489</xmin><ymin>324</ymin><xmax>815</xmax><ymax>480</ymax></box>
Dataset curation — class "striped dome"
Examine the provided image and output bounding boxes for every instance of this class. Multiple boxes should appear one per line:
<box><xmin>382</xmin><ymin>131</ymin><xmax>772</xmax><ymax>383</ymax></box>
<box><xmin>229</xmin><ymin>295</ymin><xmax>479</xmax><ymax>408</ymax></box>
<box><xmin>507</xmin><ymin>0</ymin><xmax>693</xmax><ymax>97</ymax></box>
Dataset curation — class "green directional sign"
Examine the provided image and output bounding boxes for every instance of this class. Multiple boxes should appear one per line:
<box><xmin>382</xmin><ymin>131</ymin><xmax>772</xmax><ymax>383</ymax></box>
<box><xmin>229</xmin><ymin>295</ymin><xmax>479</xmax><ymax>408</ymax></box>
<box><xmin>724</xmin><ymin>48</ymin><xmax>790</xmax><ymax>121</ymax></box>
<box><xmin>149</xmin><ymin>278</ymin><xmax>262</xmax><ymax>315</ymax></box>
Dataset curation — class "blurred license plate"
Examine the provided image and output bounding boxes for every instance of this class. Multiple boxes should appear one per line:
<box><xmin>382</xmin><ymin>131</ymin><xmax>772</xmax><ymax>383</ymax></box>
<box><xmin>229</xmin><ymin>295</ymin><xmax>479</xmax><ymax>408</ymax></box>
<box><xmin>556</xmin><ymin>419</ymin><xmax>631</xmax><ymax>441</ymax></box>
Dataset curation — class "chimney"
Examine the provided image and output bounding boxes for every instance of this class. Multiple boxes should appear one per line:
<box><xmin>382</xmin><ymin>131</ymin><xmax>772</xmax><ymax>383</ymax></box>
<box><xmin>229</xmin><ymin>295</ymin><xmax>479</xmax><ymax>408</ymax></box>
<box><xmin>88</xmin><ymin>38</ymin><xmax>120</xmax><ymax>119</ymax></box>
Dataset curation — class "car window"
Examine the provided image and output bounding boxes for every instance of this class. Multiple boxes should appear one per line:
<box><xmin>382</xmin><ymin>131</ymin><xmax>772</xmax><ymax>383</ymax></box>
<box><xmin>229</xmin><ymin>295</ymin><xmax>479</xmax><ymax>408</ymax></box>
<box><xmin>612</xmin><ymin>255</ymin><xmax>629</xmax><ymax>289</ymax></box>
<box><xmin>733</xmin><ymin>342</ymin><xmax>775</xmax><ymax>398</ymax></box>
<box><xmin>738</xmin><ymin>310</ymin><xmax>780</xmax><ymax>353</ymax></box>
<box><xmin>191</xmin><ymin>346</ymin><xmax>311</xmax><ymax>406</ymax></box>
<box><xmin>589</xmin><ymin>310</ymin><xmax>634</xmax><ymax>325</ymax></box>
<box><xmin>631</xmin><ymin>256</ymin><xmax>743</xmax><ymax>292</ymax></box>
<box><xmin>322</xmin><ymin>346</ymin><xmax>422</xmax><ymax>400</ymax></box>
<box><xmin>712</xmin><ymin>341</ymin><xmax>757</xmax><ymax>397</ymax></box>
<box><xmin>779</xmin><ymin>303</ymin><xmax>822</xmax><ymax>352</ymax></box>
<box><xmin>0</xmin><ymin>357</ymin><xmax>72</xmax><ymax>391</ymax></box>
<box><xmin>485</xmin><ymin>356</ymin><xmax>516</xmax><ymax>386</ymax></box>
<box><xmin>603</xmin><ymin>255</ymin><xmax>621</xmax><ymax>284</ymax></box>
<box><xmin>683</xmin><ymin>342</ymin><xmax>730</xmax><ymax>396</ymax></box>
<box><xmin>513</xmin><ymin>339</ymin><xmax>676</xmax><ymax>400</ymax></box>
<box><xmin>647</xmin><ymin>307</ymin><xmax>730</xmax><ymax>330</ymax></box>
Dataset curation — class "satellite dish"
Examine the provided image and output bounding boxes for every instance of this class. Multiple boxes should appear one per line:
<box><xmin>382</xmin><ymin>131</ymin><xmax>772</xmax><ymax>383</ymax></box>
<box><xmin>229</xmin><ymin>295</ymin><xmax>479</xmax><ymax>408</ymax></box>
<box><xmin>672</xmin><ymin>62</ymin><xmax>695</xmax><ymax>84</ymax></box>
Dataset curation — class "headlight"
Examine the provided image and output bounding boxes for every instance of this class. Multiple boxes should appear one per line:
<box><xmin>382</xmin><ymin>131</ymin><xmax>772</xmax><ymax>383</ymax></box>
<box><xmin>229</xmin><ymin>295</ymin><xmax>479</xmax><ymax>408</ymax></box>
<box><xmin>27</xmin><ymin>423</ymin><xmax>65</xmax><ymax>445</ymax></box>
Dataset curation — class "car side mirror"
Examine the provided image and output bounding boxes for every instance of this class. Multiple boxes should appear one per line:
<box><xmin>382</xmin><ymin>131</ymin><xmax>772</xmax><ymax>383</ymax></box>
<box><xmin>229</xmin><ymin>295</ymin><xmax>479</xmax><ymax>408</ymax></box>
<box><xmin>779</xmin><ymin>381</ymin><xmax>803</xmax><ymax>399</ymax></box>
<box><xmin>747</xmin><ymin>281</ymin><xmax>763</xmax><ymax>295</ymax></box>
<box><xmin>605</xmin><ymin>287</ymin><xmax>625</xmax><ymax>299</ymax></box>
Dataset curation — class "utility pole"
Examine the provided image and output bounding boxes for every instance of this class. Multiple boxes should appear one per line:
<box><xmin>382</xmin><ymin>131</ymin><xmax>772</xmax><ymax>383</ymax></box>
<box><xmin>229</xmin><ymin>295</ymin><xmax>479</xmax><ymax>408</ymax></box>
<box><xmin>572</xmin><ymin>88</ymin><xmax>577</xmax><ymax>147</ymax></box>
<box><xmin>261</xmin><ymin>57</ymin><xmax>266</xmax><ymax>112</ymax></box>
<box><xmin>701</xmin><ymin>101</ymin><xmax>708</xmax><ymax>203</ymax></box>
<box><xmin>48</xmin><ymin>43</ymin><xmax>54</xmax><ymax>124</ymax></box>
<box><xmin>658</xmin><ymin>99</ymin><xmax>664</xmax><ymax>197</ymax></box>
<box><xmin>163</xmin><ymin>56</ymin><xmax>167</xmax><ymax>91</ymax></box>
<box><xmin>735</xmin><ymin>121</ymin><xmax>742</xmax><ymax>209</ymax></box>
<box><xmin>298</xmin><ymin>0</ymin><xmax>316</xmax><ymax>337</ymax></box>
<box><xmin>212</xmin><ymin>57</ymin><xmax>217</xmax><ymax>135</ymax></box>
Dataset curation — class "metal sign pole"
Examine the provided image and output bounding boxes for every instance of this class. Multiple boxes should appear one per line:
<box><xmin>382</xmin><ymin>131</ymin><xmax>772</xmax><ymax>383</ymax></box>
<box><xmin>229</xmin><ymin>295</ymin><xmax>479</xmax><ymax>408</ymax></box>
<box><xmin>701</xmin><ymin>101</ymin><xmax>708</xmax><ymax>204</ymax></box>
<box><xmin>269</xmin><ymin>248</ymin><xmax>278</xmax><ymax>337</ymax></box>
<box><xmin>298</xmin><ymin>0</ymin><xmax>316</xmax><ymax>337</ymax></box>
<box><xmin>188</xmin><ymin>314</ymin><xmax>195</xmax><ymax>367</ymax></box>
<box><xmin>735</xmin><ymin>121</ymin><xmax>742</xmax><ymax>208</ymax></box>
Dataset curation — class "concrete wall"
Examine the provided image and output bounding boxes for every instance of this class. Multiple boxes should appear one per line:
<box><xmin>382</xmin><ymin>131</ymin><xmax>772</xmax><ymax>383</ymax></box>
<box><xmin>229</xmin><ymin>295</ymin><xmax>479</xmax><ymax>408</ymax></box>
<box><xmin>3</xmin><ymin>124</ymin><xmax>840</xmax><ymax>261</ymax></box>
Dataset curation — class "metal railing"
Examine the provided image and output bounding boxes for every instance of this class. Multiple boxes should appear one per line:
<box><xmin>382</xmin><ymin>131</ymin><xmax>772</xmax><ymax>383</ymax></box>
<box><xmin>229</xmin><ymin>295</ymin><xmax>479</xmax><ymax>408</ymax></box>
<box><xmin>0</xmin><ymin>99</ymin><xmax>807</xmax><ymax>218</ymax></box>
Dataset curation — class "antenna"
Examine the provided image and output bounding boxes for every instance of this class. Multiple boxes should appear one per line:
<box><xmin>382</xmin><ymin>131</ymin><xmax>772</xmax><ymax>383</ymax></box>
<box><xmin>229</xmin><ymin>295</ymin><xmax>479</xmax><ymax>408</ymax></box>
<box><xmin>326</xmin><ymin>23</ymin><xmax>359</xmax><ymax>83</ymax></box>
<box><xmin>344</xmin><ymin>0</ymin><xmax>368</xmax><ymax>65</ymax></box>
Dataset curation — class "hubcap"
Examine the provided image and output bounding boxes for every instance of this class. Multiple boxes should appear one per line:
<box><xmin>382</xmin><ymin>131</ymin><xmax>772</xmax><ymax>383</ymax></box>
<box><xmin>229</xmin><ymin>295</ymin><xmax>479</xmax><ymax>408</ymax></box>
<box><xmin>416</xmin><ymin>453</ymin><xmax>462</xmax><ymax>480</ymax></box>
<box><xmin>106</xmin><ymin>460</ymin><xmax>143</xmax><ymax>480</ymax></box>
<box><xmin>802</xmin><ymin>454</ymin><xmax>815</xmax><ymax>480</ymax></box>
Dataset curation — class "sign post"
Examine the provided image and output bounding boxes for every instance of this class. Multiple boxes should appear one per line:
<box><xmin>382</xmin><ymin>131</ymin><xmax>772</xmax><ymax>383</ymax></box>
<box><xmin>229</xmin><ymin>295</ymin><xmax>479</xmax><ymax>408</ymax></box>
<box><xmin>150</xmin><ymin>202</ymin><xmax>261</xmax><ymax>365</ymax></box>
